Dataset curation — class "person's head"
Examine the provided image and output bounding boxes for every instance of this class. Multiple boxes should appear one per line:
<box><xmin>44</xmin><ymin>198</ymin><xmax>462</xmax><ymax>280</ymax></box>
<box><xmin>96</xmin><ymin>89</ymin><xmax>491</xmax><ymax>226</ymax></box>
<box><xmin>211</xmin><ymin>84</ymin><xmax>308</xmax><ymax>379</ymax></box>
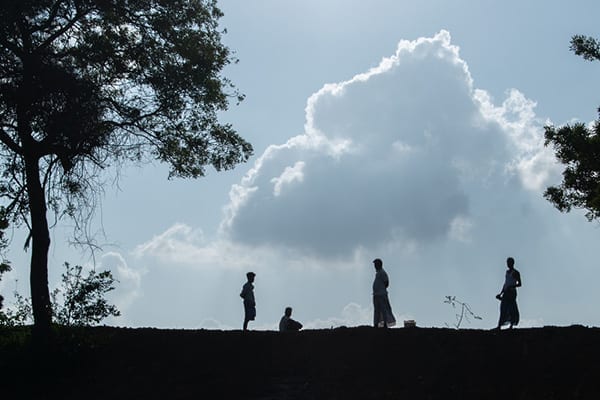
<box><xmin>284</xmin><ymin>307</ymin><xmax>292</xmax><ymax>317</ymax></box>
<box><xmin>246</xmin><ymin>271</ymin><xmax>256</xmax><ymax>282</ymax></box>
<box><xmin>506</xmin><ymin>257</ymin><xmax>515</xmax><ymax>269</ymax></box>
<box><xmin>373</xmin><ymin>258</ymin><xmax>383</xmax><ymax>271</ymax></box>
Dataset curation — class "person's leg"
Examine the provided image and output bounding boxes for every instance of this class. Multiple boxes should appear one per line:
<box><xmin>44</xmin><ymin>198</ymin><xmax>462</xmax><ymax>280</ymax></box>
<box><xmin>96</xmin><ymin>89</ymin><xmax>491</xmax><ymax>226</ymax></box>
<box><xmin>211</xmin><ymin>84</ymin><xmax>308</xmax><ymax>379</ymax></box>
<box><xmin>373</xmin><ymin>296</ymin><xmax>385</xmax><ymax>327</ymax></box>
<box><xmin>373</xmin><ymin>296</ymin><xmax>381</xmax><ymax>327</ymax></box>
<box><xmin>497</xmin><ymin>297</ymin><xmax>508</xmax><ymax>329</ymax></box>
<box><xmin>507</xmin><ymin>303</ymin><xmax>518</xmax><ymax>328</ymax></box>
<box><xmin>512</xmin><ymin>299</ymin><xmax>520</xmax><ymax>327</ymax></box>
<box><xmin>381</xmin><ymin>299</ymin><xmax>388</xmax><ymax>328</ymax></box>
<box><xmin>243</xmin><ymin>302</ymin><xmax>255</xmax><ymax>330</ymax></box>
<box><xmin>504</xmin><ymin>289</ymin><xmax>518</xmax><ymax>329</ymax></box>
<box><xmin>382</xmin><ymin>295</ymin><xmax>395</xmax><ymax>328</ymax></box>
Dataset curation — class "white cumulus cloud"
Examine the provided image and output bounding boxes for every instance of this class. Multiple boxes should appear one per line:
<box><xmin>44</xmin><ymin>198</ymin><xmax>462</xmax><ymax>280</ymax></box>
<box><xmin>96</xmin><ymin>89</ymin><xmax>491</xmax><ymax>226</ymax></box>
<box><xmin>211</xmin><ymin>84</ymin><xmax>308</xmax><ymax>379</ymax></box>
<box><xmin>271</xmin><ymin>161</ymin><xmax>306</xmax><ymax>197</ymax></box>
<box><xmin>220</xmin><ymin>30</ymin><xmax>557</xmax><ymax>259</ymax></box>
<box><xmin>100</xmin><ymin>251</ymin><xmax>143</xmax><ymax>320</ymax></box>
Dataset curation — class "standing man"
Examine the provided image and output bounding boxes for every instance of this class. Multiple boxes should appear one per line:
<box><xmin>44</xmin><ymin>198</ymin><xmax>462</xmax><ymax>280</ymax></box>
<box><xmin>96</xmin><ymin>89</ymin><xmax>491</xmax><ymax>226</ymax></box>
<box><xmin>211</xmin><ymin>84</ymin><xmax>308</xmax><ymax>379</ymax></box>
<box><xmin>495</xmin><ymin>257</ymin><xmax>522</xmax><ymax>330</ymax></box>
<box><xmin>372</xmin><ymin>258</ymin><xmax>396</xmax><ymax>328</ymax></box>
<box><xmin>240</xmin><ymin>272</ymin><xmax>256</xmax><ymax>331</ymax></box>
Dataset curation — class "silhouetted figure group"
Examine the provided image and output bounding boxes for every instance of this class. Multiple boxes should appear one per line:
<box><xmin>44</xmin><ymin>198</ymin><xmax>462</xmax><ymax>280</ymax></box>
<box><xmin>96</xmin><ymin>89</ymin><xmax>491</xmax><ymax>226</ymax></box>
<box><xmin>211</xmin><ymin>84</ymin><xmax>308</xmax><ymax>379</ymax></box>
<box><xmin>240</xmin><ymin>272</ymin><xmax>303</xmax><ymax>331</ymax></box>
<box><xmin>240</xmin><ymin>256</ymin><xmax>523</xmax><ymax>331</ymax></box>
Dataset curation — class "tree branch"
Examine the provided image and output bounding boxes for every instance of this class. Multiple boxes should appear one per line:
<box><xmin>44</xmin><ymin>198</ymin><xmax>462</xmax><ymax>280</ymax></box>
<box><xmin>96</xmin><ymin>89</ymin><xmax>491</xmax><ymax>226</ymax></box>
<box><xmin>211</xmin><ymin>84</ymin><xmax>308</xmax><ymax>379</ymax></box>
<box><xmin>0</xmin><ymin>128</ymin><xmax>23</xmax><ymax>155</ymax></box>
<box><xmin>30</xmin><ymin>0</ymin><xmax>67</xmax><ymax>34</ymax></box>
<box><xmin>35</xmin><ymin>7</ymin><xmax>88</xmax><ymax>53</ymax></box>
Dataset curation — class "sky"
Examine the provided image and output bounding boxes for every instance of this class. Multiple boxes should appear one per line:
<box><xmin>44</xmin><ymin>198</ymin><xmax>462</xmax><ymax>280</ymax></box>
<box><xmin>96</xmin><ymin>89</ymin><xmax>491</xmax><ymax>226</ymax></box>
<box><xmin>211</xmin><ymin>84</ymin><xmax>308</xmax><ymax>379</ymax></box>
<box><xmin>2</xmin><ymin>0</ymin><xmax>600</xmax><ymax>330</ymax></box>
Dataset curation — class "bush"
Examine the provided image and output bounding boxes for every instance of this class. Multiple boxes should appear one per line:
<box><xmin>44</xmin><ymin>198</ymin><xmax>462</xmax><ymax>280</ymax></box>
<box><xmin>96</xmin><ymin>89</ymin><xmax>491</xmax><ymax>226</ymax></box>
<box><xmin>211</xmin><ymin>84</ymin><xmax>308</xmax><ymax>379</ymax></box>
<box><xmin>0</xmin><ymin>262</ymin><xmax>120</xmax><ymax>327</ymax></box>
<box><xmin>52</xmin><ymin>263</ymin><xmax>121</xmax><ymax>326</ymax></box>
<box><xmin>0</xmin><ymin>207</ymin><xmax>11</xmax><ymax>314</ymax></box>
<box><xmin>0</xmin><ymin>289</ymin><xmax>32</xmax><ymax>327</ymax></box>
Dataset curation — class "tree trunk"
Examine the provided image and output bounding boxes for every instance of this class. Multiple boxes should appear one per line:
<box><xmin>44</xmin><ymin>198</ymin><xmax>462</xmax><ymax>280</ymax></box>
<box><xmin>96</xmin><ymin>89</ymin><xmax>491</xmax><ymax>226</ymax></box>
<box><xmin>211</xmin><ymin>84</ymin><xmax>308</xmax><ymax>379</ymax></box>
<box><xmin>24</xmin><ymin>155</ymin><xmax>52</xmax><ymax>339</ymax></box>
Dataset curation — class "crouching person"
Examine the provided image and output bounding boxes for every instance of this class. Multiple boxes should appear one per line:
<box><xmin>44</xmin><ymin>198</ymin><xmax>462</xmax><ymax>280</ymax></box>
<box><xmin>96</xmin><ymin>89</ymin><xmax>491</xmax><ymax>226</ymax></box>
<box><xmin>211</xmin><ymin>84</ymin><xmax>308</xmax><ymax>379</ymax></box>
<box><xmin>279</xmin><ymin>307</ymin><xmax>303</xmax><ymax>332</ymax></box>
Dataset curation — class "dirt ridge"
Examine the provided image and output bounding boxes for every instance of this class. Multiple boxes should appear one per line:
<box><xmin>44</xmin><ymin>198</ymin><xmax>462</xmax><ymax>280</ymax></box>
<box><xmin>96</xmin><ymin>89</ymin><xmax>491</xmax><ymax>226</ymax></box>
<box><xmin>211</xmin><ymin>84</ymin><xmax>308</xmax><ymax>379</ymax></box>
<box><xmin>2</xmin><ymin>325</ymin><xmax>599</xmax><ymax>399</ymax></box>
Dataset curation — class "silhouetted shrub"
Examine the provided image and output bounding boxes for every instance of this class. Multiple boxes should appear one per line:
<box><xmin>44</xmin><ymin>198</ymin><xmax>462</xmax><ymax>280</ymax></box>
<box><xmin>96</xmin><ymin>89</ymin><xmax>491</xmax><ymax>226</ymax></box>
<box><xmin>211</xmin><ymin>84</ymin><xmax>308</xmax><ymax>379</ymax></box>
<box><xmin>444</xmin><ymin>295</ymin><xmax>482</xmax><ymax>328</ymax></box>
<box><xmin>52</xmin><ymin>263</ymin><xmax>120</xmax><ymax>326</ymax></box>
<box><xmin>0</xmin><ymin>262</ymin><xmax>120</xmax><ymax>327</ymax></box>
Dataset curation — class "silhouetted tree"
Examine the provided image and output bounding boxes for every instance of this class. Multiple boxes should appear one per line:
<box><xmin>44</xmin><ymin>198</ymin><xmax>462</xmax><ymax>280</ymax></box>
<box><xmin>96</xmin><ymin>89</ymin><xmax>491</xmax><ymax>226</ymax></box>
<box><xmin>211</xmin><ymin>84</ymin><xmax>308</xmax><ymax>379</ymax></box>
<box><xmin>544</xmin><ymin>35</ymin><xmax>600</xmax><ymax>221</ymax></box>
<box><xmin>0</xmin><ymin>207</ymin><xmax>11</xmax><ymax>312</ymax></box>
<box><xmin>0</xmin><ymin>0</ymin><xmax>252</xmax><ymax>338</ymax></box>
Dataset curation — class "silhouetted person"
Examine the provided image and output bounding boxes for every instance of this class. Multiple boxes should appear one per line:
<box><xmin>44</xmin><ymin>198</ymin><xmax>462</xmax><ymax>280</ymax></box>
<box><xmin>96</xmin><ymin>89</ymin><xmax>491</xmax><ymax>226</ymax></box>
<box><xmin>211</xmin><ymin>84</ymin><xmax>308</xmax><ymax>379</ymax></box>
<box><xmin>279</xmin><ymin>307</ymin><xmax>303</xmax><ymax>332</ymax></box>
<box><xmin>240</xmin><ymin>272</ymin><xmax>256</xmax><ymax>330</ymax></box>
<box><xmin>495</xmin><ymin>257</ymin><xmax>522</xmax><ymax>329</ymax></box>
<box><xmin>372</xmin><ymin>258</ymin><xmax>396</xmax><ymax>328</ymax></box>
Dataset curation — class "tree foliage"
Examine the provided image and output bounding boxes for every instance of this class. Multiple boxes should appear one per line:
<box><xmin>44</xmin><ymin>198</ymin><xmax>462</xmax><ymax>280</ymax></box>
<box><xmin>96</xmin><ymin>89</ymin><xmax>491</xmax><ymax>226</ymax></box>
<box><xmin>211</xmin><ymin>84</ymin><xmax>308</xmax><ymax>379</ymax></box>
<box><xmin>0</xmin><ymin>262</ymin><xmax>120</xmax><ymax>327</ymax></box>
<box><xmin>570</xmin><ymin>35</ymin><xmax>600</xmax><ymax>62</ymax></box>
<box><xmin>0</xmin><ymin>289</ymin><xmax>32</xmax><ymax>327</ymax></box>
<box><xmin>0</xmin><ymin>207</ymin><xmax>10</xmax><ymax>312</ymax></box>
<box><xmin>544</xmin><ymin>35</ymin><xmax>600</xmax><ymax>221</ymax></box>
<box><xmin>52</xmin><ymin>262</ymin><xmax>120</xmax><ymax>326</ymax></box>
<box><xmin>544</xmin><ymin>121</ymin><xmax>600</xmax><ymax>220</ymax></box>
<box><xmin>0</xmin><ymin>0</ymin><xmax>252</xmax><ymax>333</ymax></box>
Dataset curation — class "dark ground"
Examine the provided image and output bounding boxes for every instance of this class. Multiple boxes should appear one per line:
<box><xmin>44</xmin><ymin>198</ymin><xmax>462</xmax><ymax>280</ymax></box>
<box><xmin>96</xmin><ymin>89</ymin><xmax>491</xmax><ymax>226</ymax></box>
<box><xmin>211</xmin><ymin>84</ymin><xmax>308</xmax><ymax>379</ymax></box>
<box><xmin>2</xmin><ymin>325</ymin><xmax>600</xmax><ymax>399</ymax></box>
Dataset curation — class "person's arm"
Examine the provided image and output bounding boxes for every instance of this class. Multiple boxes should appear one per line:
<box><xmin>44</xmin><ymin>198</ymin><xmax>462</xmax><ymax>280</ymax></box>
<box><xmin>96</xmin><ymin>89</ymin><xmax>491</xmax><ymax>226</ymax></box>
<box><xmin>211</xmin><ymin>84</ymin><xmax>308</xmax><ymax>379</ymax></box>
<box><xmin>496</xmin><ymin>282</ymin><xmax>504</xmax><ymax>299</ymax></box>
<box><xmin>290</xmin><ymin>318</ymin><xmax>302</xmax><ymax>331</ymax></box>
<box><xmin>514</xmin><ymin>270</ymin><xmax>522</xmax><ymax>288</ymax></box>
<box><xmin>279</xmin><ymin>317</ymin><xmax>286</xmax><ymax>331</ymax></box>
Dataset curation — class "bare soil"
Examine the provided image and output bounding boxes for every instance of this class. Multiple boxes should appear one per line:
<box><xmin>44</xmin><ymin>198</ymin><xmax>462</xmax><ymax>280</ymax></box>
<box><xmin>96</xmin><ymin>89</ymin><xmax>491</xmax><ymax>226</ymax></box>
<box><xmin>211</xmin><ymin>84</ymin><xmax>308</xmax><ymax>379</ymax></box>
<box><xmin>2</xmin><ymin>325</ymin><xmax>600</xmax><ymax>399</ymax></box>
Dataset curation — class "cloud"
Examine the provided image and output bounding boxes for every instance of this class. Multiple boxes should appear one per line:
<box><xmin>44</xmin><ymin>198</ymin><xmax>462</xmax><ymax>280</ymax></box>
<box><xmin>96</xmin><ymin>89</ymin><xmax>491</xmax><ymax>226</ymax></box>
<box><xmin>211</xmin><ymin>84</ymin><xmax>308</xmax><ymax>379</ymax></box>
<box><xmin>271</xmin><ymin>161</ymin><xmax>305</xmax><ymax>197</ymax></box>
<box><xmin>195</xmin><ymin>318</ymin><xmax>236</xmax><ymax>330</ymax></box>
<box><xmin>518</xmin><ymin>318</ymin><xmax>545</xmax><ymax>328</ymax></box>
<box><xmin>448</xmin><ymin>215</ymin><xmax>474</xmax><ymax>243</ymax></box>
<box><xmin>131</xmin><ymin>222</ymin><xmax>282</xmax><ymax>270</ymax></box>
<box><xmin>302</xmin><ymin>302</ymin><xmax>372</xmax><ymax>329</ymax></box>
<box><xmin>474</xmin><ymin>88</ymin><xmax>560</xmax><ymax>191</ymax></box>
<box><xmin>99</xmin><ymin>251</ymin><xmax>143</xmax><ymax>318</ymax></box>
<box><xmin>219</xmin><ymin>30</ymin><xmax>557</xmax><ymax>259</ymax></box>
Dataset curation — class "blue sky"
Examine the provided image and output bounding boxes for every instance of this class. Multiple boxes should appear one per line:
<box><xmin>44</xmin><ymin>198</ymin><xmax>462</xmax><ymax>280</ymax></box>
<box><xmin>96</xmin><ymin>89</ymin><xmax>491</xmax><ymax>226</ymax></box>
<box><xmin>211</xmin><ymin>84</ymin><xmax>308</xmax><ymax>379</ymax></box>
<box><xmin>3</xmin><ymin>0</ymin><xmax>600</xmax><ymax>330</ymax></box>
